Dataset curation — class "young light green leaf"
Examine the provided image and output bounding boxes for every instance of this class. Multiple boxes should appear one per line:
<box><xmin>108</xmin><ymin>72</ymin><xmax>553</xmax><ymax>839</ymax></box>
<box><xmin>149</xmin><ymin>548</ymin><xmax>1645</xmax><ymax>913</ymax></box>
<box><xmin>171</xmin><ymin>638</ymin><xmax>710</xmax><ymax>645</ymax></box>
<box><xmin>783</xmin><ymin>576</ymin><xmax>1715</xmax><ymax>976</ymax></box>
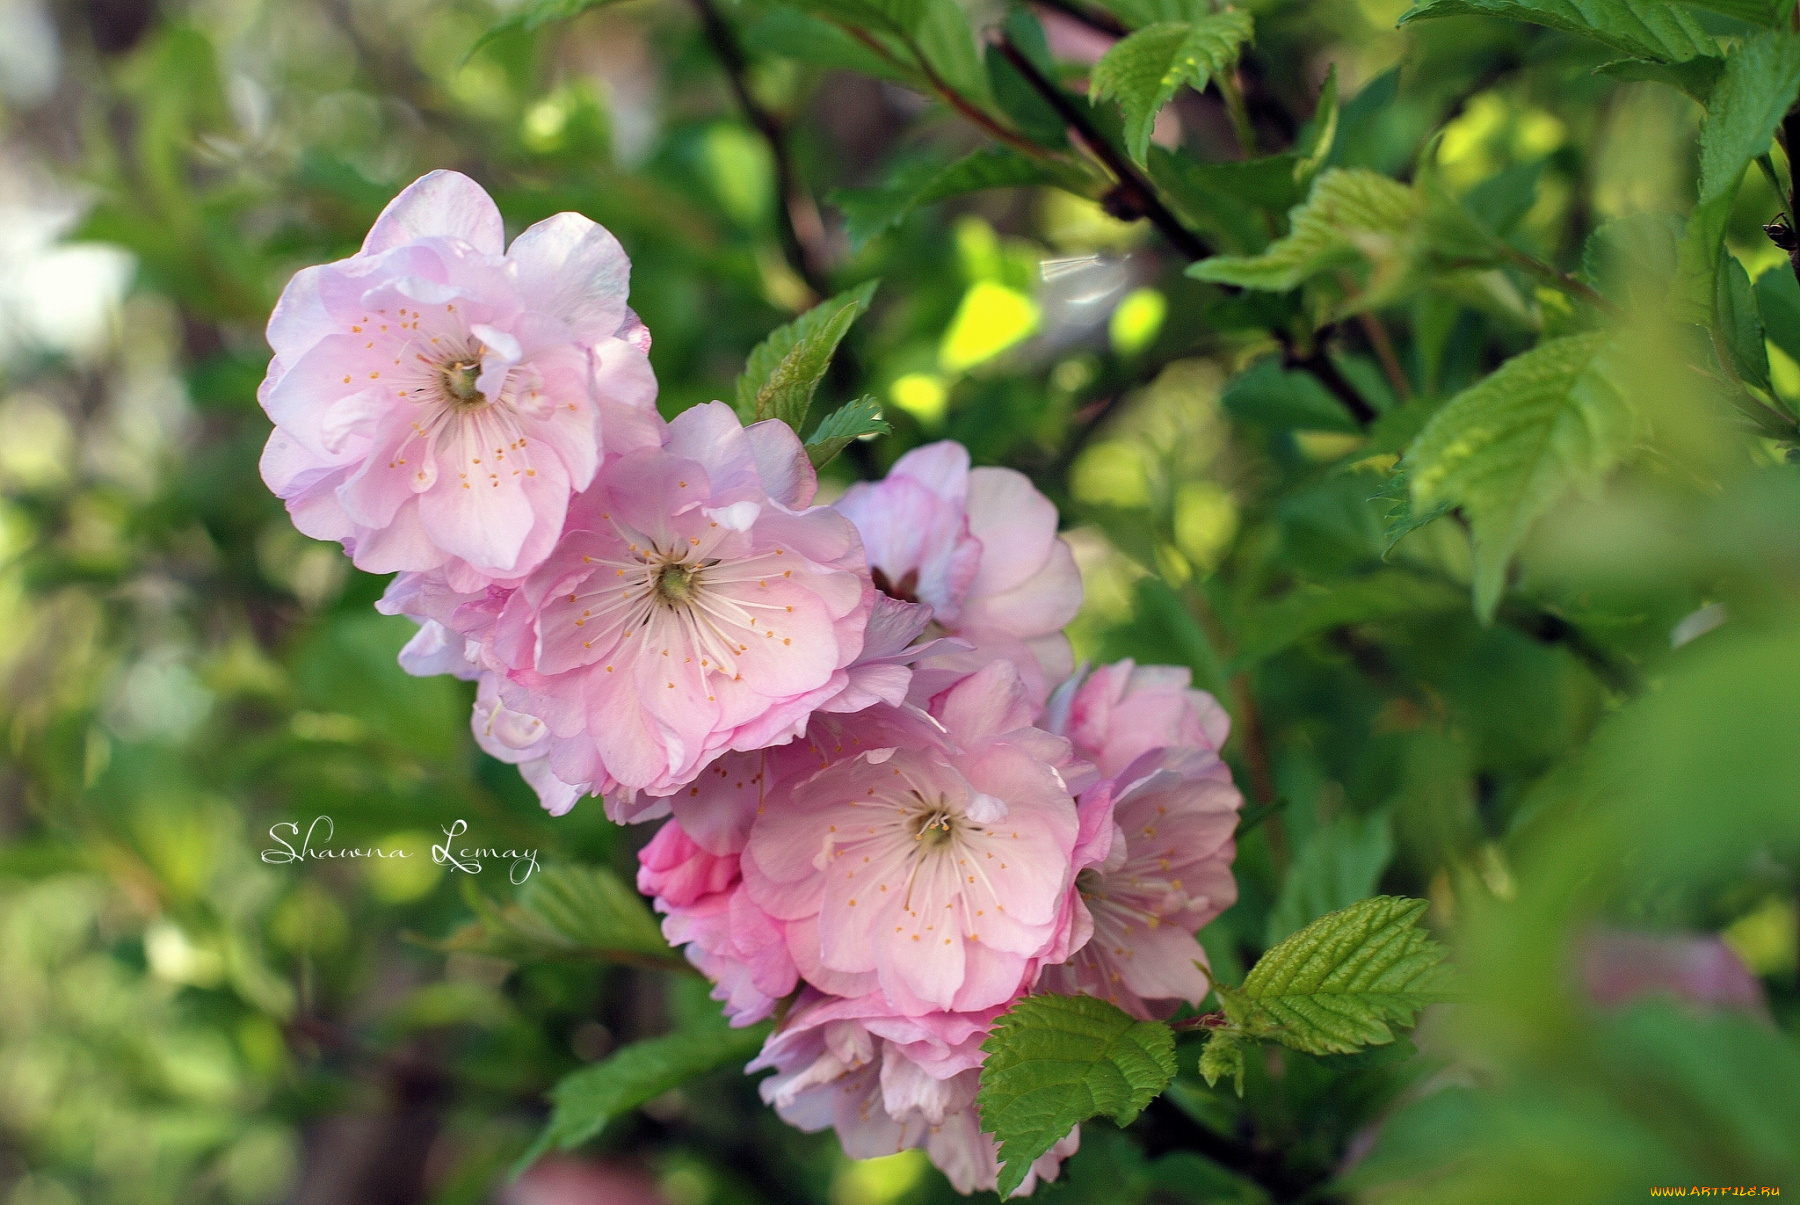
<box><xmin>830</xmin><ymin>149</ymin><xmax>1063</xmax><ymax>250</ymax></box>
<box><xmin>1404</xmin><ymin>332</ymin><xmax>1638</xmax><ymax>622</ymax></box>
<box><xmin>432</xmin><ymin>865</ymin><xmax>682</xmax><ymax>969</ymax></box>
<box><xmin>1266</xmin><ymin>810</ymin><xmax>1396</xmax><ymax>945</ymax></box>
<box><xmin>733</xmin><ymin>281</ymin><xmax>879</xmax><ymax>430</ymax></box>
<box><xmin>1222</xmin><ymin>896</ymin><xmax>1454</xmax><ymax>1056</ymax></box>
<box><xmin>516</xmin><ymin>1020</ymin><xmax>771</xmax><ymax>1172</ymax></box>
<box><xmin>1396</xmin><ymin>0</ymin><xmax>1718</xmax><ymax>65</ymax></box>
<box><xmin>1674</xmin><ymin>32</ymin><xmax>1800</xmax><ymax>325</ymax></box>
<box><xmin>1186</xmin><ymin>168</ymin><xmax>1423</xmax><ymax>300</ymax></box>
<box><xmin>804</xmin><ymin>395</ymin><xmax>890</xmax><ymax>468</ymax></box>
<box><xmin>978</xmin><ymin>993</ymin><xmax>1178</xmax><ymax>1198</ymax></box>
<box><xmin>1089</xmin><ymin>13</ymin><xmax>1254</xmax><ymax>165</ymax></box>
<box><xmin>1197</xmin><ymin>1028</ymin><xmax>1247</xmax><ymax>1097</ymax></box>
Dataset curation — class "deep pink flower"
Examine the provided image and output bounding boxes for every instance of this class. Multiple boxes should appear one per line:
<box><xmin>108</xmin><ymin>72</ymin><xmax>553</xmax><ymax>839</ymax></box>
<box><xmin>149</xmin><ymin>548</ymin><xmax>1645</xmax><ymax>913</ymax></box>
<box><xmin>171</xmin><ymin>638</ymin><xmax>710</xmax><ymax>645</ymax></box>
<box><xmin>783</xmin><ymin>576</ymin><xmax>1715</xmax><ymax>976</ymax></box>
<box><xmin>1046</xmin><ymin>658</ymin><xmax>1230</xmax><ymax>780</ymax></box>
<box><xmin>259</xmin><ymin>170</ymin><xmax>660</xmax><ymax>590</ymax></box>
<box><xmin>490</xmin><ymin>402</ymin><xmax>874</xmax><ymax>797</ymax></box>
<box><xmin>743</xmin><ymin>661</ymin><xmax>1082</xmax><ymax>1014</ymax></box>
<box><xmin>834</xmin><ymin>442</ymin><xmax>1082</xmax><ymax>703</ymax></box>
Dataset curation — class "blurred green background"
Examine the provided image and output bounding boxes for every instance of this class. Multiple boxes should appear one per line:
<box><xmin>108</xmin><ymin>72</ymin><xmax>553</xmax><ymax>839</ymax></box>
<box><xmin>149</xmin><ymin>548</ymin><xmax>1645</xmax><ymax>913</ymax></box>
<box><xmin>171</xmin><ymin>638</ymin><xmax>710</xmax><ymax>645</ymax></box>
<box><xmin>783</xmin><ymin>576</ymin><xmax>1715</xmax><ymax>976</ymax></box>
<box><xmin>0</xmin><ymin>0</ymin><xmax>1796</xmax><ymax>1203</ymax></box>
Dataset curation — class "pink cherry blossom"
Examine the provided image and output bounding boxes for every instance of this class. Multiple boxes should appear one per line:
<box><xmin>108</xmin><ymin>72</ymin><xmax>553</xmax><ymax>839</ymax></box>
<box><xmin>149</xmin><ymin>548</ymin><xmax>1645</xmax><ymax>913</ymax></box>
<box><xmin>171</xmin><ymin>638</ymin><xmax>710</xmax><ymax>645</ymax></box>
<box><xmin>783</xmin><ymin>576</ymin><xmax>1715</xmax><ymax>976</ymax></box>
<box><xmin>488</xmin><ymin>402</ymin><xmax>874</xmax><ymax>797</ymax></box>
<box><xmin>750</xmin><ymin>990</ymin><xmax>1077</xmax><ymax>1196</ymax></box>
<box><xmin>743</xmin><ymin>661</ymin><xmax>1082</xmax><ymax>1014</ymax></box>
<box><xmin>1039</xmin><ymin>750</ymin><xmax>1242</xmax><ymax>1018</ymax></box>
<box><xmin>259</xmin><ymin>170</ymin><xmax>660</xmax><ymax>590</ymax></box>
<box><xmin>634</xmin><ymin>816</ymin><xmax>801</xmax><ymax>1023</ymax></box>
<box><xmin>834</xmin><ymin>442</ymin><xmax>1082</xmax><ymax>703</ymax></box>
<box><xmin>1046</xmin><ymin>658</ymin><xmax>1231</xmax><ymax>779</ymax></box>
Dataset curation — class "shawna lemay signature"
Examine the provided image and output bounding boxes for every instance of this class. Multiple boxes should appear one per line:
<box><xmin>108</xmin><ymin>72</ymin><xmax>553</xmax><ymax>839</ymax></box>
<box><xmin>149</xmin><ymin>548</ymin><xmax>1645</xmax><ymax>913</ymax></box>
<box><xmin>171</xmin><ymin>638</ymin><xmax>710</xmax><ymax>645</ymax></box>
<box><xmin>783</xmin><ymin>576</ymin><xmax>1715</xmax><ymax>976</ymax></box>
<box><xmin>262</xmin><ymin>817</ymin><xmax>540</xmax><ymax>884</ymax></box>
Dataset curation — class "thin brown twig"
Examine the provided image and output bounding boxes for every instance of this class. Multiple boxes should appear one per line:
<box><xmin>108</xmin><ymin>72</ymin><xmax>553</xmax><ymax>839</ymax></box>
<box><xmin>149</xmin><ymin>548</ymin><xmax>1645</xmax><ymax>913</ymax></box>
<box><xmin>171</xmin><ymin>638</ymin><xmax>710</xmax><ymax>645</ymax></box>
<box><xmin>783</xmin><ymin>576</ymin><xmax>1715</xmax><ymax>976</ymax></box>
<box><xmin>1274</xmin><ymin>327</ymin><xmax>1378</xmax><ymax>427</ymax></box>
<box><xmin>992</xmin><ymin>35</ymin><xmax>1213</xmax><ymax>261</ymax></box>
<box><xmin>1356</xmin><ymin>310</ymin><xmax>1413</xmax><ymax>402</ymax></box>
<box><xmin>1030</xmin><ymin>0</ymin><xmax>1129</xmax><ymax>38</ymax></box>
<box><xmin>688</xmin><ymin>0</ymin><xmax>830</xmax><ymax>298</ymax></box>
<box><xmin>1497</xmin><ymin>244</ymin><xmax>1619</xmax><ymax>317</ymax></box>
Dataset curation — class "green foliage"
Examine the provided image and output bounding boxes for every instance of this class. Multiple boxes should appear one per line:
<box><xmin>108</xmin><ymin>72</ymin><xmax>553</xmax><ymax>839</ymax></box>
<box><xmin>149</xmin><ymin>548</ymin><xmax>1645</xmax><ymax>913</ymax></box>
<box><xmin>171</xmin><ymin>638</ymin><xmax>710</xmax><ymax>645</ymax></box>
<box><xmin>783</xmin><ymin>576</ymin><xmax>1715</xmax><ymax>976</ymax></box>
<box><xmin>1405</xmin><ymin>332</ymin><xmax>1639</xmax><ymax>620</ymax></box>
<box><xmin>519</xmin><ymin>1013</ymin><xmax>773</xmax><ymax>1169</ymax></box>
<box><xmin>830</xmin><ymin>148</ymin><xmax>1063</xmax><ymax>249</ymax></box>
<box><xmin>469</xmin><ymin>0</ymin><xmax>633</xmax><ymax>58</ymax></box>
<box><xmin>1675</xmin><ymin>31</ymin><xmax>1800</xmax><ymax>323</ymax></box>
<box><xmin>1265</xmin><ymin>810</ymin><xmax>1396</xmax><ymax>945</ymax></box>
<box><xmin>433</xmin><ymin>865</ymin><xmax>683</xmax><ymax>969</ymax></box>
<box><xmin>1088</xmin><ymin>12</ymin><xmax>1255</xmax><ymax>165</ymax></box>
<box><xmin>1190</xmin><ymin>168</ymin><xmax>1421</xmax><ymax>291</ymax></box>
<box><xmin>804</xmin><ymin>395</ymin><xmax>891</xmax><ymax>467</ymax></box>
<box><xmin>9</xmin><ymin>0</ymin><xmax>1800</xmax><ymax>1201</ymax></box>
<box><xmin>1220</xmin><ymin>896</ymin><xmax>1455</xmax><ymax>1056</ymax></box>
<box><xmin>978</xmin><ymin>994</ymin><xmax>1178</xmax><ymax>1198</ymax></box>
<box><xmin>733</xmin><ymin>281</ymin><xmax>879</xmax><ymax>429</ymax></box>
<box><xmin>1397</xmin><ymin>0</ymin><xmax>1720</xmax><ymax>63</ymax></box>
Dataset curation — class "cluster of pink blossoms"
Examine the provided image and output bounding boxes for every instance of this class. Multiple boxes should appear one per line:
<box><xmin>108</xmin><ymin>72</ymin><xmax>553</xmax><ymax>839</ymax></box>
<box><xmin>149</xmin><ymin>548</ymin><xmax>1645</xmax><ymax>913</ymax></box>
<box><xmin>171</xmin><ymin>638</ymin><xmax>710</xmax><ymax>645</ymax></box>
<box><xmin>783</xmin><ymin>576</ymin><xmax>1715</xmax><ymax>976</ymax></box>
<box><xmin>260</xmin><ymin>172</ymin><xmax>1244</xmax><ymax>1196</ymax></box>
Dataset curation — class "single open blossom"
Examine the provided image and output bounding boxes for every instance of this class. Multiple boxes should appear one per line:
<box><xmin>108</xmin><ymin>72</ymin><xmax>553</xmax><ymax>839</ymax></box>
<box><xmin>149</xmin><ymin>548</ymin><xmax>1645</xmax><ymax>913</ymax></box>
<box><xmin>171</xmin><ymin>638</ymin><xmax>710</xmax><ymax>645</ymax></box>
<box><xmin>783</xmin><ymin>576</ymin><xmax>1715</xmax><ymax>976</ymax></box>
<box><xmin>751</xmin><ymin>990</ymin><xmax>1078</xmax><ymax>1196</ymax></box>
<box><xmin>834</xmin><ymin>442</ymin><xmax>1082</xmax><ymax>703</ymax></box>
<box><xmin>743</xmin><ymin>661</ymin><xmax>1082</xmax><ymax>1014</ymax></box>
<box><xmin>259</xmin><ymin>170</ymin><xmax>660</xmax><ymax>590</ymax></box>
<box><xmin>492</xmin><ymin>402</ymin><xmax>874</xmax><ymax>797</ymax></box>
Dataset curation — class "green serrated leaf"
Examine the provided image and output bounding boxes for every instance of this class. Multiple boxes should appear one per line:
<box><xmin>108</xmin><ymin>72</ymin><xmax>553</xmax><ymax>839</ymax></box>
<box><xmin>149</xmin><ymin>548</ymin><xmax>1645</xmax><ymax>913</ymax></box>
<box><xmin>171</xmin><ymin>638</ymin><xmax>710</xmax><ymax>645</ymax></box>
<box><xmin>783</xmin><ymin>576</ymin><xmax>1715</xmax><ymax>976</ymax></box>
<box><xmin>467</xmin><ymin>0</ymin><xmax>631</xmax><ymax>60</ymax></box>
<box><xmin>1717</xmin><ymin>254</ymin><xmax>1772</xmax><ymax>393</ymax></box>
<box><xmin>432</xmin><ymin>865</ymin><xmax>681</xmax><ymax>969</ymax></box>
<box><xmin>1266</xmin><ymin>810</ymin><xmax>1396</xmax><ymax>945</ymax></box>
<box><xmin>978</xmin><ymin>994</ymin><xmax>1177</xmax><ymax>1198</ymax></box>
<box><xmin>1404</xmin><ymin>332</ymin><xmax>1638</xmax><ymax>622</ymax></box>
<box><xmin>734</xmin><ymin>281</ymin><xmax>879</xmax><ymax>430</ymax></box>
<box><xmin>1375</xmin><ymin>469</ymin><xmax>1451</xmax><ymax>558</ymax></box>
<box><xmin>1594</xmin><ymin>55</ymin><xmax>1722</xmax><ymax>104</ymax></box>
<box><xmin>1674</xmin><ymin>32</ymin><xmax>1800</xmax><ymax>325</ymax></box>
<box><xmin>830</xmin><ymin>149</ymin><xmax>1062</xmax><ymax>250</ymax></box>
<box><xmin>1227</xmin><ymin>896</ymin><xmax>1454</xmax><ymax>1056</ymax></box>
<box><xmin>1089</xmin><ymin>13</ymin><xmax>1254</xmax><ymax>165</ymax></box>
<box><xmin>1754</xmin><ymin>259</ymin><xmax>1800</xmax><ymax>365</ymax></box>
<box><xmin>805</xmin><ymin>395</ymin><xmax>891</xmax><ymax>467</ymax></box>
<box><xmin>1187</xmin><ymin>168</ymin><xmax>1432</xmax><ymax>306</ymax></box>
<box><xmin>1397</xmin><ymin>0</ymin><xmax>1718</xmax><ymax>64</ymax></box>
<box><xmin>517</xmin><ymin>1019</ymin><xmax>771</xmax><ymax>1174</ymax></box>
<box><xmin>1197</xmin><ymin>1028</ymin><xmax>1246</xmax><ymax>1097</ymax></box>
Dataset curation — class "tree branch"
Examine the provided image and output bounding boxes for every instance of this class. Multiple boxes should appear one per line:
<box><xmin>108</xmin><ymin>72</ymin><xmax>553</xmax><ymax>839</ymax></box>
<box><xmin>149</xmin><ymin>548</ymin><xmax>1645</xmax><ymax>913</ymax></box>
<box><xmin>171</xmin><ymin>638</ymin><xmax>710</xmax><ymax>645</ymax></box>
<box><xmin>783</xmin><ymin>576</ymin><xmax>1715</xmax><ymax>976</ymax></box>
<box><xmin>688</xmin><ymin>0</ymin><xmax>830</xmax><ymax>298</ymax></box>
<box><xmin>1030</xmin><ymin>0</ymin><xmax>1129</xmax><ymax>38</ymax></box>
<box><xmin>992</xmin><ymin>34</ymin><xmax>1213</xmax><ymax>262</ymax></box>
<box><xmin>1274</xmin><ymin>327</ymin><xmax>1378</xmax><ymax>427</ymax></box>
